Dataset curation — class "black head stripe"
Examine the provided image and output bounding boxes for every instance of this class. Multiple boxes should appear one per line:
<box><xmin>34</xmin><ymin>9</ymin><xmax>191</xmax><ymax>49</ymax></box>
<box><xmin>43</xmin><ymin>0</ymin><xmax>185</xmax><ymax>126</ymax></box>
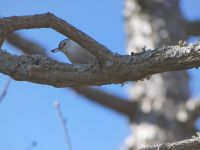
<box><xmin>58</xmin><ymin>39</ymin><xmax>69</xmax><ymax>49</ymax></box>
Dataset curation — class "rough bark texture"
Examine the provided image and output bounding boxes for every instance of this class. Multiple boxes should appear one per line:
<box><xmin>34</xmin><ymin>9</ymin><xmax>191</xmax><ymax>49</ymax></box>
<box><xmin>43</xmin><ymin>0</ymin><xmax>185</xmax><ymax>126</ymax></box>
<box><xmin>139</xmin><ymin>137</ymin><xmax>200</xmax><ymax>150</ymax></box>
<box><xmin>1</xmin><ymin>41</ymin><xmax>200</xmax><ymax>87</ymax></box>
<box><xmin>1</xmin><ymin>2</ymin><xmax>200</xmax><ymax>149</ymax></box>
<box><xmin>0</xmin><ymin>13</ymin><xmax>114</xmax><ymax>61</ymax></box>
<box><xmin>140</xmin><ymin>137</ymin><xmax>200</xmax><ymax>150</ymax></box>
<box><xmin>5</xmin><ymin>32</ymin><xmax>200</xmax><ymax>126</ymax></box>
<box><xmin>123</xmin><ymin>0</ymin><xmax>195</xmax><ymax>149</ymax></box>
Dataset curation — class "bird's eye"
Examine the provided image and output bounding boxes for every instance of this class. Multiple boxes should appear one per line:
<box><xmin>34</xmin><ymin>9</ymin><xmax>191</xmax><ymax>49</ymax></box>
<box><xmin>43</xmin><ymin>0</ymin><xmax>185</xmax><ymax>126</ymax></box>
<box><xmin>62</xmin><ymin>43</ymin><xmax>66</xmax><ymax>47</ymax></box>
<box><xmin>58</xmin><ymin>40</ymin><xmax>67</xmax><ymax>49</ymax></box>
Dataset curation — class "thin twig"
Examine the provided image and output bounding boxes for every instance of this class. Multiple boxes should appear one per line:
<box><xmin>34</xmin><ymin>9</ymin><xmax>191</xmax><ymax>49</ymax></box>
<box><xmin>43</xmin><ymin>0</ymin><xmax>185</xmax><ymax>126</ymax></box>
<box><xmin>0</xmin><ymin>78</ymin><xmax>11</xmax><ymax>102</ymax></box>
<box><xmin>54</xmin><ymin>101</ymin><xmax>72</xmax><ymax>150</ymax></box>
<box><xmin>25</xmin><ymin>141</ymin><xmax>37</xmax><ymax>150</ymax></box>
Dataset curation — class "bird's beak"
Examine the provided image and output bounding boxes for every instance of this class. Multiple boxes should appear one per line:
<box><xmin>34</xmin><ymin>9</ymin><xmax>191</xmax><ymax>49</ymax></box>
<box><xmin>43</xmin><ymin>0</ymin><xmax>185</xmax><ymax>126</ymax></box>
<box><xmin>51</xmin><ymin>48</ymin><xmax>60</xmax><ymax>53</ymax></box>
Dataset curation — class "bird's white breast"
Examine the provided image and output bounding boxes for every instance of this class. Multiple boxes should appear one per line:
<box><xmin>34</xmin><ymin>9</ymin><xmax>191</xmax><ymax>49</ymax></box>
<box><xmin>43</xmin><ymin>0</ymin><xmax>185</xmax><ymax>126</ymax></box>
<box><xmin>62</xmin><ymin>40</ymin><xmax>96</xmax><ymax>64</ymax></box>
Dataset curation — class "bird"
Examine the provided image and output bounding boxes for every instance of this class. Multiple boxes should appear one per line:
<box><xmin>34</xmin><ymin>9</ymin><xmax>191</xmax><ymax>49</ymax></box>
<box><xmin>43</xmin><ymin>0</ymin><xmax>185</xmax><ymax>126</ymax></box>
<box><xmin>51</xmin><ymin>39</ymin><xmax>96</xmax><ymax>64</ymax></box>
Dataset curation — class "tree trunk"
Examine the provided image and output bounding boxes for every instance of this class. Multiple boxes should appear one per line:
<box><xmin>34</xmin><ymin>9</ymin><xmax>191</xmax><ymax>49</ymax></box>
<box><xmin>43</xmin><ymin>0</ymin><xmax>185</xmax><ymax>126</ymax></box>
<box><xmin>123</xmin><ymin>0</ymin><xmax>193</xmax><ymax>149</ymax></box>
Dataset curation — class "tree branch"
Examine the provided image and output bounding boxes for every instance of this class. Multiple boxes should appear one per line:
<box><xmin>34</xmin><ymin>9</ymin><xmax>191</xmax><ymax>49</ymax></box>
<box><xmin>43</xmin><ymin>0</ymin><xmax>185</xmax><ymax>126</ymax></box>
<box><xmin>1</xmin><ymin>41</ymin><xmax>200</xmax><ymax>87</ymax></box>
<box><xmin>185</xmin><ymin>20</ymin><xmax>200</xmax><ymax>36</ymax></box>
<box><xmin>6</xmin><ymin>32</ymin><xmax>138</xmax><ymax>116</ymax></box>
<box><xmin>0</xmin><ymin>37</ymin><xmax>5</xmax><ymax>48</ymax></box>
<box><xmin>0</xmin><ymin>13</ymin><xmax>114</xmax><ymax>61</ymax></box>
<box><xmin>0</xmin><ymin>78</ymin><xmax>11</xmax><ymax>102</ymax></box>
<box><xmin>72</xmin><ymin>87</ymin><xmax>137</xmax><ymax>116</ymax></box>
<box><xmin>185</xmin><ymin>98</ymin><xmax>200</xmax><ymax>127</ymax></box>
<box><xmin>140</xmin><ymin>137</ymin><xmax>200</xmax><ymax>150</ymax></box>
<box><xmin>6</xmin><ymin>33</ymin><xmax>47</xmax><ymax>55</ymax></box>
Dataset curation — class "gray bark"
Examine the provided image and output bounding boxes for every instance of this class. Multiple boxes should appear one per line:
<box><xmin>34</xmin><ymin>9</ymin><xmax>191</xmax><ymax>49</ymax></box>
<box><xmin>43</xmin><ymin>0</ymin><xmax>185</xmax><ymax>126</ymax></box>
<box><xmin>123</xmin><ymin>0</ymin><xmax>195</xmax><ymax>149</ymax></box>
<box><xmin>1</xmin><ymin>41</ymin><xmax>200</xmax><ymax>87</ymax></box>
<box><xmin>140</xmin><ymin>136</ymin><xmax>200</xmax><ymax>150</ymax></box>
<box><xmin>1</xmin><ymin>2</ymin><xmax>200</xmax><ymax>149</ymax></box>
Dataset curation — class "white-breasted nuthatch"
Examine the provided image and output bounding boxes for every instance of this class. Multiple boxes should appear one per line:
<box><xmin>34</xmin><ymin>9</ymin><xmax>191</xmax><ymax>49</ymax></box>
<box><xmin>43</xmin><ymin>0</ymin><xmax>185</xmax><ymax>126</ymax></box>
<box><xmin>51</xmin><ymin>39</ymin><xmax>96</xmax><ymax>64</ymax></box>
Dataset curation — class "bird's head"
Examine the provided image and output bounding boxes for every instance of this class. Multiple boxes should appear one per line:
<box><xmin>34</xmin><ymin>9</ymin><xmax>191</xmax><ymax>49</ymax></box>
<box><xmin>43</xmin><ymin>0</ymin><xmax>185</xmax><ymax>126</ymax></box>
<box><xmin>51</xmin><ymin>39</ymin><xmax>69</xmax><ymax>53</ymax></box>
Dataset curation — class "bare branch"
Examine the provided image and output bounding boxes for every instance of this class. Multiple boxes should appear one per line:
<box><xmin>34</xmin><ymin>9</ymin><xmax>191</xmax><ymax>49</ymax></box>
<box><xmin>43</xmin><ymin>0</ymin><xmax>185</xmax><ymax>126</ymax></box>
<box><xmin>185</xmin><ymin>20</ymin><xmax>200</xmax><ymax>36</ymax></box>
<box><xmin>0</xmin><ymin>37</ymin><xmax>5</xmax><ymax>48</ymax></box>
<box><xmin>54</xmin><ymin>101</ymin><xmax>72</xmax><ymax>150</ymax></box>
<box><xmin>72</xmin><ymin>87</ymin><xmax>137</xmax><ymax>116</ymax></box>
<box><xmin>6</xmin><ymin>33</ymin><xmax>137</xmax><ymax>116</ymax></box>
<box><xmin>1</xmin><ymin>41</ymin><xmax>200</xmax><ymax>87</ymax></box>
<box><xmin>25</xmin><ymin>141</ymin><xmax>37</xmax><ymax>150</ymax></box>
<box><xmin>185</xmin><ymin>98</ymin><xmax>200</xmax><ymax>127</ymax></box>
<box><xmin>140</xmin><ymin>137</ymin><xmax>200</xmax><ymax>150</ymax></box>
<box><xmin>6</xmin><ymin>33</ymin><xmax>46</xmax><ymax>55</ymax></box>
<box><xmin>0</xmin><ymin>78</ymin><xmax>11</xmax><ymax>102</ymax></box>
<box><xmin>0</xmin><ymin>13</ymin><xmax>114</xmax><ymax>61</ymax></box>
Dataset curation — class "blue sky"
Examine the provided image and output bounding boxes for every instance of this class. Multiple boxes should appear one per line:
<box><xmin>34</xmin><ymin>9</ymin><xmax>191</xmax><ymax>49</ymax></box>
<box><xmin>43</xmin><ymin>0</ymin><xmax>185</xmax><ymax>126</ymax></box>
<box><xmin>0</xmin><ymin>0</ymin><xmax>200</xmax><ymax>150</ymax></box>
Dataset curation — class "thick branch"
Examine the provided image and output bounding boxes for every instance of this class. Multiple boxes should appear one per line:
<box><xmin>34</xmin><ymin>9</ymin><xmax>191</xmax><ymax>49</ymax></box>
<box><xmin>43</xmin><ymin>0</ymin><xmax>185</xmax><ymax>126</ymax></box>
<box><xmin>6</xmin><ymin>33</ymin><xmax>46</xmax><ymax>55</ymax></box>
<box><xmin>1</xmin><ymin>42</ymin><xmax>200</xmax><ymax>87</ymax></box>
<box><xmin>0</xmin><ymin>13</ymin><xmax>114</xmax><ymax>61</ymax></box>
<box><xmin>185</xmin><ymin>20</ymin><xmax>200</xmax><ymax>36</ymax></box>
<box><xmin>72</xmin><ymin>87</ymin><xmax>137</xmax><ymax>116</ymax></box>
<box><xmin>6</xmin><ymin>33</ymin><xmax>138</xmax><ymax>116</ymax></box>
<box><xmin>140</xmin><ymin>137</ymin><xmax>200</xmax><ymax>150</ymax></box>
<box><xmin>1</xmin><ymin>41</ymin><xmax>200</xmax><ymax>87</ymax></box>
